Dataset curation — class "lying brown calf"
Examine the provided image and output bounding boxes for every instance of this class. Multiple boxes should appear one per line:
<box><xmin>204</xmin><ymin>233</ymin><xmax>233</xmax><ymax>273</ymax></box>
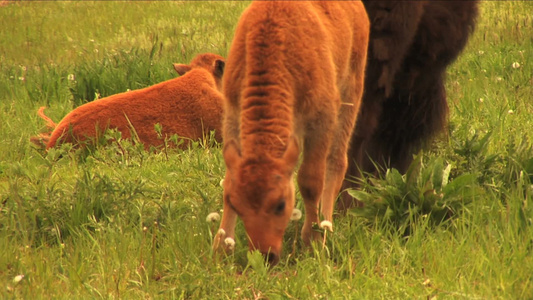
<box><xmin>214</xmin><ymin>1</ymin><xmax>369</xmax><ymax>265</ymax></box>
<box><xmin>32</xmin><ymin>53</ymin><xmax>225</xmax><ymax>150</ymax></box>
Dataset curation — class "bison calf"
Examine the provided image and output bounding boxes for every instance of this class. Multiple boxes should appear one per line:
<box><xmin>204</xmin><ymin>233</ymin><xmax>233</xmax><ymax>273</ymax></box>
<box><xmin>32</xmin><ymin>53</ymin><xmax>225</xmax><ymax>150</ymax></box>
<box><xmin>214</xmin><ymin>0</ymin><xmax>369</xmax><ymax>265</ymax></box>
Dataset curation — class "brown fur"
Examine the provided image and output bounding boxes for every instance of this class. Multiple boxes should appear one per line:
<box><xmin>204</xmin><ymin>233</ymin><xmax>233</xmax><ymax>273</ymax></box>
<box><xmin>32</xmin><ymin>53</ymin><xmax>225</xmax><ymax>150</ymax></box>
<box><xmin>338</xmin><ymin>1</ymin><xmax>479</xmax><ymax>210</ymax></box>
<box><xmin>214</xmin><ymin>1</ymin><xmax>369</xmax><ymax>265</ymax></box>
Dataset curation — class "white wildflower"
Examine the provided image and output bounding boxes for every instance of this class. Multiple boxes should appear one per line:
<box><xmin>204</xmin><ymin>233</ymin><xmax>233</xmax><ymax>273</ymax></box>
<box><xmin>290</xmin><ymin>208</ymin><xmax>302</xmax><ymax>221</ymax></box>
<box><xmin>13</xmin><ymin>275</ymin><xmax>24</xmax><ymax>284</ymax></box>
<box><xmin>320</xmin><ymin>220</ymin><xmax>333</xmax><ymax>232</ymax></box>
<box><xmin>512</xmin><ymin>62</ymin><xmax>520</xmax><ymax>69</ymax></box>
<box><xmin>423</xmin><ymin>278</ymin><xmax>431</xmax><ymax>286</ymax></box>
<box><xmin>478</xmin><ymin>98</ymin><xmax>484</xmax><ymax>103</ymax></box>
<box><xmin>496</xmin><ymin>77</ymin><xmax>503</xmax><ymax>82</ymax></box>
<box><xmin>67</xmin><ymin>74</ymin><xmax>75</xmax><ymax>81</ymax></box>
<box><xmin>224</xmin><ymin>237</ymin><xmax>235</xmax><ymax>250</ymax></box>
<box><xmin>206</xmin><ymin>212</ymin><xmax>221</xmax><ymax>223</ymax></box>
<box><xmin>478</xmin><ymin>50</ymin><xmax>484</xmax><ymax>55</ymax></box>
<box><xmin>220</xmin><ymin>178</ymin><xmax>224</xmax><ymax>187</ymax></box>
<box><xmin>18</xmin><ymin>76</ymin><xmax>25</xmax><ymax>81</ymax></box>
<box><xmin>508</xmin><ymin>109</ymin><xmax>514</xmax><ymax>115</ymax></box>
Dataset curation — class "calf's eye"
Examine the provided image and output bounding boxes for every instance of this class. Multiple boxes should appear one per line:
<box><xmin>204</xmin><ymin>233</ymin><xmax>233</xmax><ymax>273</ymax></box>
<box><xmin>274</xmin><ymin>200</ymin><xmax>285</xmax><ymax>215</ymax></box>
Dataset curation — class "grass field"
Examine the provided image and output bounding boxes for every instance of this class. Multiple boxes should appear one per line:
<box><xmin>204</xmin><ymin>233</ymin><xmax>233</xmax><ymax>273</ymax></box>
<box><xmin>1</xmin><ymin>1</ymin><xmax>532</xmax><ymax>298</ymax></box>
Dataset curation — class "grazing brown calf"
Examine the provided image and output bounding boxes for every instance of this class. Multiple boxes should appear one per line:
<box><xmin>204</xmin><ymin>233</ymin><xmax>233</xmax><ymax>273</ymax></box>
<box><xmin>338</xmin><ymin>1</ymin><xmax>479</xmax><ymax>210</ymax></box>
<box><xmin>32</xmin><ymin>53</ymin><xmax>225</xmax><ymax>150</ymax></box>
<box><xmin>214</xmin><ymin>0</ymin><xmax>369</xmax><ymax>265</ymax></box>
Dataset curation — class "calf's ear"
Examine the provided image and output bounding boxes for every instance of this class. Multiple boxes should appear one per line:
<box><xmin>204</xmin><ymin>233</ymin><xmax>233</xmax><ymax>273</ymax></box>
<box><xmin>223</xmin><ymin>140</ymin><xmax>242</xmax><ymax>170</ymax></box>
<box><xmin>282</xmin><ymin>136</ymin><xmax>299</xmax><ymax>174</ymax></box>
<box><xmin>173</xmin><ymin>63</ymin><xmax>191</xmax><ymax>76</ymax></box>
<box><xmin>214</xmin><ymin>59</ymin><xmax>225</xmax><ymax>79</ymax></box>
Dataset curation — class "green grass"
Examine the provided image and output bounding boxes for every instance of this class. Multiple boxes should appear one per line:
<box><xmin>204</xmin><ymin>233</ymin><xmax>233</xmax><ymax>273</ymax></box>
<box><xmin>1</xmin><ymin>1</ymin><xmax>532</xmax><ymax>298</ymax></box>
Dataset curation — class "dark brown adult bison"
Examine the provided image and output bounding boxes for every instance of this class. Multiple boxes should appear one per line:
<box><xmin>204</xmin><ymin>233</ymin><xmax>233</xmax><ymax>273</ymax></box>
<box><xmin>339</xmin><ymin>1</ymin><xmax>480</xmax><ymax>210</ymax></box>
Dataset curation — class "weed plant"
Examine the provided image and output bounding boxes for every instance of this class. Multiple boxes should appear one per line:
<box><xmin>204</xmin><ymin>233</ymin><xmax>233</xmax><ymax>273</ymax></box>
<box><xmin>0</xmin><ymin>1</ymin><xmax>532</xmax><ymax>298</ymax></box>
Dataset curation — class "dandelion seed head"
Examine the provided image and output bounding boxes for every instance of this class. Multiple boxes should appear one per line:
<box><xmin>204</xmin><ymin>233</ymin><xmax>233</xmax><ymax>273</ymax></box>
<box><xmin>206</xmin><ymin>212</ymin><xmax>221</xmax><ymax>223</ymax></box>
<box><xmin>320</xmin><ymin>220</ymin><xmax>333</xmax><ymax>232</ymax></box>
<box><xmin>512</xmin><ymin>62</ymin><xmax>520</xmax><ymax>69</ymax></box>
<box><xmin>224</xmin><ymin>237</ymin><xmax>235</xmax><ymax>250</ymax></box>
<box><xmin>290</xmin><ymin>208</ymin><xmax>302</xmax><ymax>221</ymax></box>
<box><xmin>217</xmin><ymin>228</ymin><xmax>226</xmax><ymax>236</ymax></box>
<box><xmin>13</xmin><ymin>275</ymin><xmax>24</xmax><ymax>284</ymax></box>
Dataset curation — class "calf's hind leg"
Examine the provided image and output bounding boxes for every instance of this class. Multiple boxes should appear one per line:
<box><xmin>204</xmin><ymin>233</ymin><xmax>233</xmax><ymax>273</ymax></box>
<box><xmin>321</xmin><ymin>79</ymin><xmax>363</xmax><ymax>226</ymax></box>
<box><xmin>298</xmin><ymin>118</ymin><xmax>334</xmax><ymax>245</ymax></box>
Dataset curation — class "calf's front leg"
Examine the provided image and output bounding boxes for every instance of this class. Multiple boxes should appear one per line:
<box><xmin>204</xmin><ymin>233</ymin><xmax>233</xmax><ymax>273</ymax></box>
<box><xmin>213</xmin><ymin>195</ymin><xmax>238</xmax><ymax>254</ymax></box>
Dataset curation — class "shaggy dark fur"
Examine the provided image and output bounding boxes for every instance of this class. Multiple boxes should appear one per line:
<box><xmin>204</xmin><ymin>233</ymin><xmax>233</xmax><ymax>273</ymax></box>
<box><xmin>338</xmin><ymin>1</ymin><xmax>479</xmax><ymax>210</ymax></box>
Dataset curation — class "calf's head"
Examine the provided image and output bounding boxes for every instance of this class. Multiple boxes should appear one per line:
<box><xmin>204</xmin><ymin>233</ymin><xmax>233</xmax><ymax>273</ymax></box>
<box><xmin>173</xmin><ymin>53</ymin><xmax>225</xmax><ymax>91</ymax></box>
<box><xmin>222</xmin><ymin>138</ymin><xmax>299</xmax><ymax>265</ymax></box>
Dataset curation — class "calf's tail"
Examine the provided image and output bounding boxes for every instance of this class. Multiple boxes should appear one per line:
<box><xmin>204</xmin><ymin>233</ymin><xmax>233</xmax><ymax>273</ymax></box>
<box><xmin>37</xmin><ymin>106</ymin><xmax>57</xmax><ymax>129</ymax></box>
<box><xmin>30</xmin><ymin>106</ymin><xmax>57</xmax><ymax>148</ymax></box>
